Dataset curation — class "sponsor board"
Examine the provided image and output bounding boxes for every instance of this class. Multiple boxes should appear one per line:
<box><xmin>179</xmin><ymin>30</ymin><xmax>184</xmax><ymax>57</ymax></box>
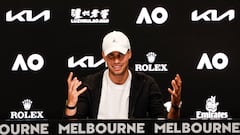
<box><xmin>134</xmin><ymin>52</ymin><xmax>168</xmax><ymax>72</ymax></box>
<box><xmin>10</xmin><ymin>99</ymin><xmax>44</xmax><ymax>119</ymax></box>
<box><xmin>71</xmin><ymin>8</ymin><xmax>109</xmax><ymax>24</ymax></box>
<box><xmin>192</xmin><ymin>95</ymin><xmax>230</xmax><ymax>120</ymax></box>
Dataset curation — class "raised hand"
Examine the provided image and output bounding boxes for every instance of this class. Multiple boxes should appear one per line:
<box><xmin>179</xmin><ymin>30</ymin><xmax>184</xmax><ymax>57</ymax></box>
<box><xmin>168</xmin><ymin>74</ymin><xmax>182</xmax><ymax>107</ymax></box>
<box><xmin>66</xmin><ymin>72</ymin><xmax>87</xmax><ymax>107</ymax></box>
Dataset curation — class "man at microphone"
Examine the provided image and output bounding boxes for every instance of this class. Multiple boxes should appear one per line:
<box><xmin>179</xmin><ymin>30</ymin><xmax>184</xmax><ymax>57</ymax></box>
<box><xmin>65</xmin><ymin>30</ymin><xmax>182</xmax><ymax>119</ymax></box>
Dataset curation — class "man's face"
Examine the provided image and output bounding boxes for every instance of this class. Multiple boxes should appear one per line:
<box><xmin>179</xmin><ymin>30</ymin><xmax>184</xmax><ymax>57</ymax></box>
<box><xmin>102</xmin><ymin>50</ymin><xmax>132</xmax><ymax>76</ymax></box>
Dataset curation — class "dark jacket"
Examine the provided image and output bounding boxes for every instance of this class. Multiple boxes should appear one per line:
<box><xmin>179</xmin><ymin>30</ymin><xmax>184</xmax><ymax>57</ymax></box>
<box><xmin>70</xmin><ymin>69</ymin><xmax>167</xmax><ymax>119</ymax></box>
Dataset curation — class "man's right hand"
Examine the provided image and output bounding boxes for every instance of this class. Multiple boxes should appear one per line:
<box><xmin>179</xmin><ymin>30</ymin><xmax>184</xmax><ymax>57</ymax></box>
<box><xmin>65</xmin><ymin>72</ymin><xmax>87</xmax><ymax>116</ymax></box>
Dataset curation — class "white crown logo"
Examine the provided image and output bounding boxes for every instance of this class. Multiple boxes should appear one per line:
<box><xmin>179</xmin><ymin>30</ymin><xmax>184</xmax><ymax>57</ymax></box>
<box><xmin>146</xmin><ymin>52</ymin><xmax>157</xmax><ymax>63</ymax></box>
<box><xmin>22</xmin><ymin>99</ymin><xmax>33</xmax><ymax>111</ymax></box>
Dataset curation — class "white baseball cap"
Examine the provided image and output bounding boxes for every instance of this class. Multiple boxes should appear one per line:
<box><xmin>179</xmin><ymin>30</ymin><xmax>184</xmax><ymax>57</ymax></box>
<box><xmin>102</xmin><ymin>31</ymin><xmax>131</xmax><ymax>56</ymax></box>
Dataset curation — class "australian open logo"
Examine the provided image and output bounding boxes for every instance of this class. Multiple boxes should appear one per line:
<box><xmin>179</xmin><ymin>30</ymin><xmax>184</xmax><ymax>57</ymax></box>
<box><xmin>135</xmin><ymin>52</ymin><xmax>168</xmax><ymax>72</ymax></box>
<box><xmin>10</xmin><ymin>99</ymin><xmax>44</xmax><ymax>119</ymax></box>
<box><xmin>195</xmin><ymin>96</ymin><xmax>229</xmax><ymax>119</ymax></box>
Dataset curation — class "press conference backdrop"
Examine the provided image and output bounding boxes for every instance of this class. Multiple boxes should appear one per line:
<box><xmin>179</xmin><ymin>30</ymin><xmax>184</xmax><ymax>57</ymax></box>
<box><xmin>0</xmin><ymin>0</ymin><xmax>239</xmax><ymax>120</ymax></box>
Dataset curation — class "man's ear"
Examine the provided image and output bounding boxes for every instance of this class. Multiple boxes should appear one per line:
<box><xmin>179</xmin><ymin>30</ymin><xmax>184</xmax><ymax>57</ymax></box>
<box><xmin>102</xmin><ymin>51</ymin><xmax>108</xmax><ymax>67</ymax></box>
<box><xmin>128</xmin><ymin>50</ymin><xmax>132</xmax><ymax>59</ymax></box>
<box><xmin>102</xmin><ymin>51</ymin><xmax>107</xmax><ymax>60</ymax></box>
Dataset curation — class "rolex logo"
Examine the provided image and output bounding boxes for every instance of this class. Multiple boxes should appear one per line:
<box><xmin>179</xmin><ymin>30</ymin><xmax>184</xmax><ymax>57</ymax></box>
<box><xmin>146</xmin><ymin>52</ymin><xmax>157</xmax><ymax>63</ymax></box>
<box><xmin>10</xmin><ymin>99</ymin><xmax>44</xmax><ymax>119</ymax></box>
<box><xmin>22</xmin><ymin>99</ymin><xmax>32</xmax><ymax>110</ymax></box>
<box><xmin>135</xmin><ymin>51</ymin><xmax>168</xmax><ymax>72</ymax></box>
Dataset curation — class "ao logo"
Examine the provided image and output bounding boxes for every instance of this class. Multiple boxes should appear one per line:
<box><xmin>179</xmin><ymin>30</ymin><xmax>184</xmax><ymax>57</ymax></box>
<box><xmin>136</xmin><ymin>7</ymin><xmax>168</xmax><ymax>24</ymax></box>
<box><xmin>197</xmin><ymin>53</ymin><xmax>228</xmax><ymax>70</ymax></box>
<box><xmin>11</xmin><ymin>54</ymin><xmax>44</xmax><ymax>71</ymax></box>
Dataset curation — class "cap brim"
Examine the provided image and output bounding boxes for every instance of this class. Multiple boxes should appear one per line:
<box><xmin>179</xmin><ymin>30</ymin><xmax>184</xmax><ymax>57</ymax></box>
<box><xmin>104</xmin><ymin>47</ymin><xmax>128</xmax><ymax>56</ymax></box>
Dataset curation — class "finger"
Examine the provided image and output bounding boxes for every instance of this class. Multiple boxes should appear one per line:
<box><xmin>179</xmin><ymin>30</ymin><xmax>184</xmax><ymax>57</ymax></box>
<box><xmin>171</xmin><ymin>80</ymin><xmax>178</xmax><ymax>91</ymax></box>
<box><xmin>71</xmin><ymin>77</ymin><xmax>79</xmax><ymax>88</ymax></box>
<box><xmin>176</xmin><ymin>74</ymin><xmax>182</xmax><ymax>93</ymax></box>
<box><xmin>176</xmin><ymin>74</ymin><xmax>181</xmax><ymax>81</ymax></box>
<box><xmin>67</xmin><ymin>72</ymin><xmax>73</xmax><ymax>83</ymax></box>
<box><xmin>76</xmin><ymin>87</ymin><xmax>87</xmax><ymax>96</ymax></box>
<box><xmin>172</xmin><ymin>79</ymin><xmax>182</xmax><ymax>96</ymax></box>
<box><xmin>168</xmin><ymin>87</ymin><xmax>181</xmax><ymax>103</ymax></box>
<box><xmin>168</xmin><ymin>88</ymin><xmax>177</xmax><ymax>97</ymax></box>
<box><xmin>68</xmin><ymin>77</ymin><xmax>78</xmax><ymax>93</ymax></box>
<box><xmin>72</xmin><ymin>80</ymin><xmax>82</xmax><ymax>91</ymax></box>
<box><xmin>175</xmin><ymin>74</ymin><xmax>182</xmax><ymax>87</ymax></box>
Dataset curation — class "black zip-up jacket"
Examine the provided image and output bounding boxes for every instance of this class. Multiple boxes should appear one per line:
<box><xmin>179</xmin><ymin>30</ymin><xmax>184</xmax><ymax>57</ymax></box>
<box><xmin>66</xmin><ymin>69</ymin><xmax>167</xmax><ymax>119</ymax></box>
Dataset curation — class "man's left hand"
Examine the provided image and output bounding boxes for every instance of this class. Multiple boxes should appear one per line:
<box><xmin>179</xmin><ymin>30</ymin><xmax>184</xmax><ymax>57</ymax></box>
<box><xmin>168</xmin><ymin>74</ymin><xmax>182</xmax><ymax>107</ymax></box>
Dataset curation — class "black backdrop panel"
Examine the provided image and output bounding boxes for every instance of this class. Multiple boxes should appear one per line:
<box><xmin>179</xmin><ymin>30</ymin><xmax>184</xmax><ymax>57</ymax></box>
<box><xmin>0</xmin><ymin>0</ymin><xmax>239</xmax><ymax>119</ymax></box>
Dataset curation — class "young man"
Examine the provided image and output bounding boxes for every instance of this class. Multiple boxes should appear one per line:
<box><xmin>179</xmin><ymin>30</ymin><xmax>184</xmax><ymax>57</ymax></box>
<box><xmin>65</xmin><ymin>31</ymin><xmax>182</xmax><ymax>119</ymax></box>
